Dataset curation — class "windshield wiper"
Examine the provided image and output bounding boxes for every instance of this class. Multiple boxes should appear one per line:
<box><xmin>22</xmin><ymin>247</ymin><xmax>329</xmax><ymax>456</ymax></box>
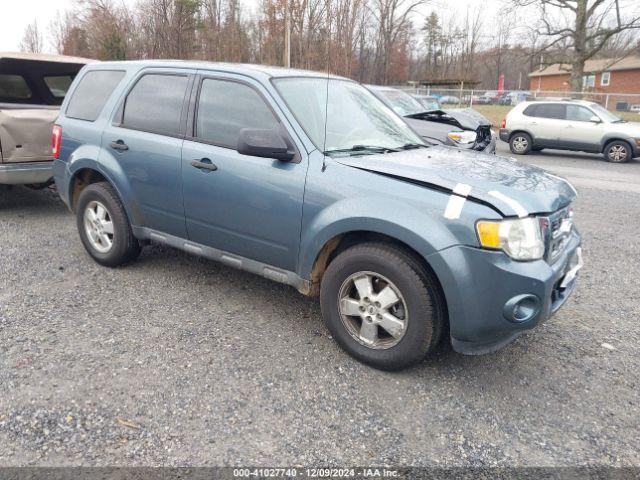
<box><xmin>324</xmin><ymin>145</ymin><xmax>401</xmax><ymax>156</ymax></box>
<box><xmin>612</xmin><ymin>119</ymin><xmax>627</xmax><ymax>123</ymax></box>
<box><xmin>399</xmin><ymin>143</ymin><xmax>427</xmax><ymax>150</ymax></box>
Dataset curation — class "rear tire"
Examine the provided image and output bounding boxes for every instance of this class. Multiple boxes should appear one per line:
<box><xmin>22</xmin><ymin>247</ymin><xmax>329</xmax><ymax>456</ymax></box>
<box><xmin>509</xmin><ymin>132</ymin><xmax>533</xmax><ymax>155</ymax></box>
<box><xmin>76</xmin><ymin>182</ymin><xmax>141</xmax><ymax>267</ymax></box>
<box><xmin>320</xmin><ymin>242</ymin><xmax>445</xmax><ymax>370</ymax></box>
<box><xmin>604</xmin><ymin>140</ymin><xmax>632</xmax><ymax>163</ymax></box>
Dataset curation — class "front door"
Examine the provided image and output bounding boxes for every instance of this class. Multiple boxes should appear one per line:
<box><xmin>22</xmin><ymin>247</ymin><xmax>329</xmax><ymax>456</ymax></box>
<box><xmin>560</xmin><ymin>104</ymin><xmax>605</xmax><ymax>151</ymax></box>
<box><xmin>181</xmin><ymin>75</ymin><xmax>307</xmax><ymax>272</ymax></box>
<box><xmin>101</xmin><ymin>69</ymin><xmax>192</xmax><ymax>237</ymax></box>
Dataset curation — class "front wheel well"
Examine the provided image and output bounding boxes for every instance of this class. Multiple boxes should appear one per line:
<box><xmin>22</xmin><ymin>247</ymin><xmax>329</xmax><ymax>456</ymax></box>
<box><xmin>69</xmin><ymin>168</ymin><xmax>108</xmax><ymax>211</ymax></box>
<box><xmin>602</xmin><ymin>138</ymin><xmax>632</xmax><ymax>153</ymax></box>
<box><xmin>308</xmin><ymin>231</ymin><xmax>446</xmax><ymax>301</ymax></box>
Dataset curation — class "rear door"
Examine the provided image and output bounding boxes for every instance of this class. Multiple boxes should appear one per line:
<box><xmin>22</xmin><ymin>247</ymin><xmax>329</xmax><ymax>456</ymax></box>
<box><xmin>101</xmin><ymin>68</ymin><xmax>193</xmax><ymax>238</ymax></box>
<box><xmin>525</xmin><ymin>103</ymin><xmax>565</xmax><ymax>148</ymax></box>
<box><xmin>180</xmin><ymin>74</ymin><xmax>307</xmax><ymax>271</ymax></box>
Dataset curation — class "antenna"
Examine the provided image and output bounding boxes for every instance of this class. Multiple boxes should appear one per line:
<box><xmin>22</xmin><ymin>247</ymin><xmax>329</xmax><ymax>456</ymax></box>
<box><xmin>321</xmin><ymin>0</ymin><xmax>331</xmax><ymax>172</ymax></box>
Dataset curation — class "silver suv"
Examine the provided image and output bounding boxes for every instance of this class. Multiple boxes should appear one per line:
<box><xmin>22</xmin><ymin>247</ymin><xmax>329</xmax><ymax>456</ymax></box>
<box><xmin>499</xmin><ymin>100</ymin><xmax>640</xmax><ymax>163</ymax></box>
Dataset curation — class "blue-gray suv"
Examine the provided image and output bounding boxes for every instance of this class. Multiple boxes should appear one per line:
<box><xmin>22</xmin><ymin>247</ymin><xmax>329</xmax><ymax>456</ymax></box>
<box><xmin>52</xmin><ymin>61</ymin><xmax>583</xmax><ymax>370</ymax></box>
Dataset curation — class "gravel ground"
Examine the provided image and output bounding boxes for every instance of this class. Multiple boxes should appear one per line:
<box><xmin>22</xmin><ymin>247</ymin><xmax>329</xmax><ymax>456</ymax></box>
<box><xmin>0</xmin><ymin>146</ymin><xmax>639</xmax><ymax>467</ymax></box>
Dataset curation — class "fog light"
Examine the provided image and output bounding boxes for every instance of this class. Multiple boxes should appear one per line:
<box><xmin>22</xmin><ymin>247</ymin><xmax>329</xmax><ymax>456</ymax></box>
<box><xmin>503</xmin><ymin>294</ymin><xmax>541</xmax><ymax>323</ymax></box>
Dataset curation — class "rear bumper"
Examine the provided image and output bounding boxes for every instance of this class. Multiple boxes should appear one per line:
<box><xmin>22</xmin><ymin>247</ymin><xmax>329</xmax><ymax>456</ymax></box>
<box><xmin>427</xmin><ymin>230</ymin><xmax>582</xmax><ymax>355</ymax></box>
<box><xmin>0</xmin><ymin>161</ymin><xmax>53</xmax><ymax>185</ymax></box>
<box><xmin>499</xmin><ymin>128</ymin><xmax>511</xmax><ymax>143</ymax></box>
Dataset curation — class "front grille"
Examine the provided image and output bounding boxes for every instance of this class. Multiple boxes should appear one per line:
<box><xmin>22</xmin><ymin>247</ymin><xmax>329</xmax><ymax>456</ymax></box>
<box><xmin>473</xmin><ymin>126</ymin><xmax>493</xmax><ymax>151</ymax></box>
<box><xmin>543</xmin><ymin>206</ymin><xmax>573</xmax><ymax>263</ymax></box>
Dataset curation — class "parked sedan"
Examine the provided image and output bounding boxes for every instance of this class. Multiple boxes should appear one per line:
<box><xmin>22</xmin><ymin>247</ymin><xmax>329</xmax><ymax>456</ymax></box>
<box><xmin>368</xmin><ymin>85</ymin><xmax>495</xmax><ymax>153</ymax></box>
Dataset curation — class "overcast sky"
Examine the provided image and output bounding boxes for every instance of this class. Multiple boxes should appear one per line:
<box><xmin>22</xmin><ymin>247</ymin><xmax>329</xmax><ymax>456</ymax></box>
<box><xmin>0</xmin><ymin>0</ymin><xmax>515</xmax><ymax>53</ymax></box>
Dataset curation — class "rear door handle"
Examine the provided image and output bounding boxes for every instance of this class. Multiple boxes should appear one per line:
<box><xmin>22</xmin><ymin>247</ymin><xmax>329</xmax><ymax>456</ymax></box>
<box><xmin>110</xmin><ymin>140</ymin><xmax>129</xmax><ymax>151</ymax></box>
<box><xmin>191</xmin><ymin>158</ymin><xmax>218</xmax><ymax>172</ymax></box>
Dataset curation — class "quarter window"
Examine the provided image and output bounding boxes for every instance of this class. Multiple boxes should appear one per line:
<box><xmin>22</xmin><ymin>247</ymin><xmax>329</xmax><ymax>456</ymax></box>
<box><xmin>122</xmin><ymin>74</ymin><xmax>189</xmax><ymax>136</ymax></box>
<box><xmin>66</xmin><ymin>70</ymin><xmax>125</xmax><ymax>121</ymax></box>
<box><xmin>195</xmin><ymin>79</ymin><xmax>280</xmax><ymax>148</ymax></box>
<box><xmin>566</xmin><ymin>105</ymin><xmax>596</xmax><ymax>122</ymax></box>
<box><xmin>44</xmin><ymin>75</ymin><xmax>74</xmax><ymax>99</ymax></box>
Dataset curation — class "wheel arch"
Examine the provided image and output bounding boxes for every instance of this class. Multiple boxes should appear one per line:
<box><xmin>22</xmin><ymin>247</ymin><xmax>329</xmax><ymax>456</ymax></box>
<box><xmin>508</xmin><ymin>129</ymin><xmax>536</xmax><ymax>144</ymax></box>
<box><xmin>67</xmin><ymin>156</ymin><xmax>141</xmax><ymax>225</ymax></box>
<box><xmin>601</xmin><ymin>136</ymin><xmax>633</xmax><ymax>153</ymax></box>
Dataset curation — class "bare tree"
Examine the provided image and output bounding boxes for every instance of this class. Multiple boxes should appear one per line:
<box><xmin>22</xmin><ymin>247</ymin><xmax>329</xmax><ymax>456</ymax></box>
<box><xmin>514</xmin><ymin>0</ymin><xmax>640</xmax><ymax>91</ymax></box>
<box><xmin>19</xmin><ymin>20</ymin><xmax>43</xmax><ymax>53</ymax></box>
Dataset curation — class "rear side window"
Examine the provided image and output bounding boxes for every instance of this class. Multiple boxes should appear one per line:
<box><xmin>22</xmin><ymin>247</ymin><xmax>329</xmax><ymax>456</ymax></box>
<box><xmin>0</xmin><ymin>74</ymin><xmax>32</xmax><ymax>100</ymax></box>
<box><xmin>44</xmin><ymin>75</ymin><xmax>74</xmax><ymax>99</ymax></box>
<box><xmin>122</xmin><ymin>74</ymin><xmax>189</xmax><ymax>136</ymax></box>
<box><xmin>66</xmin><ymin>70</ymin><xmax>125</xmax><ymax>121</ymax></box>
<box><xmin>195</xmin><ymin>79</ymin><xmax>280</xmax><ymax>148</ymax></box>
<box><xmin>526</xmin><ymin>103</ymin><xmax>565</xmax><ymax>119</ymax></box>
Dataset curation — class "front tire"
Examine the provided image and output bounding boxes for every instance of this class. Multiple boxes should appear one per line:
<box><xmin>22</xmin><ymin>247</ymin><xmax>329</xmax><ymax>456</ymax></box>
<box><xmin>76</xmin><ymin>182</ymin><xmax>141</xmax><ymax>267</ymax></box>
<box><xmin>320</xmin><ymin>243</ymin><xmax>445</xmax><ymax>370</ymax></box>
<box><xmin>604</xmin><ymin>140</ymin><xmax>632</xmax><ymax>163</ymax></box>
<box><xmin>509</xmin><ymin>132</ymin><xmax>533</xmax><ymax>155</ymax></box>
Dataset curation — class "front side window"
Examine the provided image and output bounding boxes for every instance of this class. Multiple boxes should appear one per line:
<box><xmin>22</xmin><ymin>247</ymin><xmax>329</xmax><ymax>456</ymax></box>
<box><xmin>44</xmin><ymin>75</ymin><xmax>74</xmax><ymax>99</ymax></box>
<box><xmin>122</xmin><ymin>74</ymin><xmax>189</xmax><ymax>135</ymax></box>
<box><xmin>566</xmin><ymin>105</ymin><xmax>596</xmax><ymax>122</ymax></box>
<box><xmin>0</xmin><ymin>74</ymin><xmax>31</xmax><ymax>100</ymax></box>
<box><xmin>273</xmin><ymin>77</ymin><xmax>424</xmax><ymax>155</ymax></box>
<box><xmin>196</xmin><ymin>79</ymin><xmax>280</xmax><ymax>148</ymax></box>
<box><xmin>66</xmin><ymin>70</ymin><xmax>125</xmax><ymax>121</ymax></box>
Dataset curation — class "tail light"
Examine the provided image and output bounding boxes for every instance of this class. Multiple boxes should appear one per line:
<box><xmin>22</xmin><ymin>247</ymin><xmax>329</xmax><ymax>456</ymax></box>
<box><xmin>52</xmin><ymin>125</ymin><xmax>62</xmax><ymax>159</ymax></box>
<box><xmin>501</xmin><ymin>118</ymin><xmax>506</xmax><ymax>129</ymax></box>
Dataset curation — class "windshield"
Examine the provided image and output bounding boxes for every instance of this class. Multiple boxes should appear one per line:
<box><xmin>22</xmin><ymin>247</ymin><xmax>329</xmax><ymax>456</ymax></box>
<box><xmin>375</xmin><ymin>88</ymin><xmax>425</xmax><ymax>116</ymax></box>
<box><xmin>417</xmin><ymin>97</ymin><xmax>441</xmax><ymax>111</ymax></box>
<box><xmin>273</xmin><ymin>78</ymin><xmax>425</xmax><ymax>155</ymax></box>
<box><xmin>589</xmin><ymin>103</ymin><xmax>621</xmax><ymax>122</ymax></box>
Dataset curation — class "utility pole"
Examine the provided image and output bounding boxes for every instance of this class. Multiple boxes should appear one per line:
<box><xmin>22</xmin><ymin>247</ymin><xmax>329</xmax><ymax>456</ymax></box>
<box><xmin>284</xmin><ymin>3</ymin><xmax>291</xmax><ymax>68</ymax></box>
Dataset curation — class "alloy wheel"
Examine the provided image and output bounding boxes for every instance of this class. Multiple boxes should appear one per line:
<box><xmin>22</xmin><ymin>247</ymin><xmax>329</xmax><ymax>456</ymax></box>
<box><xmin>512</xmin><ymin>136</ymin><xmax>529</xmax><ymax>153</ymax></box>
<box><xmin>608</xmin><ymin>145</ymin><xmax>628</xmax><ymax>162</ymax></box>
<box><xmin>337</xmin><ymin>271</ymin><xmax>408</xmax><ymax>350</ymax></box>
<box><xmin>83</xmin><ymin>200</ymin><xmax>114</xmax><ymax>253</ymax></box>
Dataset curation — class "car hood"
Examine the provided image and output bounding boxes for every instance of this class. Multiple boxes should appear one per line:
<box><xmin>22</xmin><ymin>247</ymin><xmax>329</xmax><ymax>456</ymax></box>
<box><xmin>406</xmin><ymin>108</ymin><xmax>491</xmax><ymax>131</ymax></box>
<box><xmin>335</xmin><ymin>146</ymin><xmax>577</xmax><ymax>217</ymax></box>
<box><xmin>609</xmin><ymin>121</ymin><xmax>640</xmax><ymax>135</ymax></box>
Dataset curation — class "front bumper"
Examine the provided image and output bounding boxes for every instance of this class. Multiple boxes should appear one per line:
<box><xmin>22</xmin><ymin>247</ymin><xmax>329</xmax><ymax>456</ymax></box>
<box><xmin>428</xmin><ymin>230</ymin><xmax>582</xmax><ymax>354</ymax></box>
<box><xmin>0</xmin><ymin>161</ymin><xmax>53</xmax><ymax>185</ymax></box>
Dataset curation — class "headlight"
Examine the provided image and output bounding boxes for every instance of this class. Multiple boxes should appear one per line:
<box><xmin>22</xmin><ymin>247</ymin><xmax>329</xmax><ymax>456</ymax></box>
<box><xmin>447</xmin><ymin>130</ymin><xmax>477</xmax><ymax>144</ymax></box>
<box><xmin>476</xmin><ymin>217</ymin><xmax>545</xmax><ymax>261</ymax></box>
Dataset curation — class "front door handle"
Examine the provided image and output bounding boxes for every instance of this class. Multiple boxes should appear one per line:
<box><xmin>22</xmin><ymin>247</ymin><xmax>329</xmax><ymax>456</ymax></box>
<box><xmin>191</xmin><ymin>158</ymin><xmax>218</xmax><ymax>172</ymax></box>
<box><xmin>110</xmin><ymin>140</ymin><xmax>129</xmax><ymax>151</ymax></box>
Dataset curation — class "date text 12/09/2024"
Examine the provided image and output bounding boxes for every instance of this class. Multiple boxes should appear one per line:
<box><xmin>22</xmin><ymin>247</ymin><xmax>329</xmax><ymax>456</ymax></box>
<box><xmin>232</xmin><ymin>468</ymin><xmax>400</xmax><ymax>478</ymax></box>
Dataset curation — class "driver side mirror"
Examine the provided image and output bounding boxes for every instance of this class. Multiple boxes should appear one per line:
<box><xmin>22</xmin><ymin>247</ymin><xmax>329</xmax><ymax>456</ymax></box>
<box><xmin>589</xmin><ymin>115</ymin><xmax>602</xmax><ymax>123</ymax></box>
<box><xmin>237</xmin><ymin>128</ymin><xmax>295</xmax><ymax>162</ymax></box>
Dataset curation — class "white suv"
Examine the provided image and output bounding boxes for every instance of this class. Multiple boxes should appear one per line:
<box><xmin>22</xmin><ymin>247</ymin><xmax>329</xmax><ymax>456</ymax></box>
<box><xmin>499</xmin><ymin>100</ymin><xmax>640</xmax><ymax>163</ymax></box>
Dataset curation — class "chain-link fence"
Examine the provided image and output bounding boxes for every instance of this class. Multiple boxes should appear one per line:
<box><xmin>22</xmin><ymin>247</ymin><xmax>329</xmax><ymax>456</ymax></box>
<box><xmin>393</xmin><ymin>86</ymin><xmax>640</xmax><ymax>114</ymax></box>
